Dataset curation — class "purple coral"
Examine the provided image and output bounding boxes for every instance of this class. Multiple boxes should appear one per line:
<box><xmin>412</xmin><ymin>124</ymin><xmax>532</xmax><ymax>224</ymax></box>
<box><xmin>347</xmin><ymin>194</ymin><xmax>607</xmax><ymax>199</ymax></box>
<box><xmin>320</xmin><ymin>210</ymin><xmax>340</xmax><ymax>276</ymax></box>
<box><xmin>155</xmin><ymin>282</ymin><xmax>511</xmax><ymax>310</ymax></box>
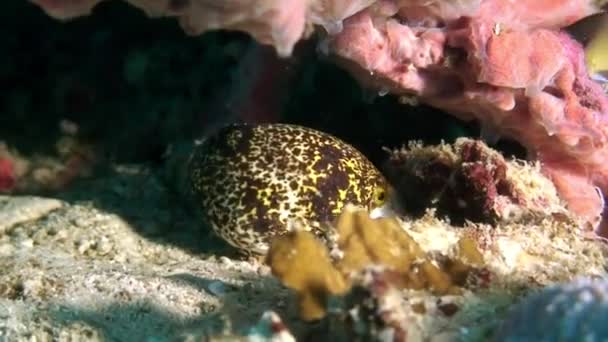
<box><xmin>495</xmin><ymin>277</ymin><xmax>608</xmax><ymax>342</ymax></box>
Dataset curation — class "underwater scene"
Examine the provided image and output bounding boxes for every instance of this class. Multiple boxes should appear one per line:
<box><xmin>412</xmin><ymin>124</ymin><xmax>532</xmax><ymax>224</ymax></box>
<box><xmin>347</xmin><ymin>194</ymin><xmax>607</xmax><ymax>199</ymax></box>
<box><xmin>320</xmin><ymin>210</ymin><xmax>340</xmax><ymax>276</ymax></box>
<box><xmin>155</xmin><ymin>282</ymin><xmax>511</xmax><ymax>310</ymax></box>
<box><xmin>2</xmin><ymin>0</ymin><xmax>608</xmax><ymax>341</ymax></box>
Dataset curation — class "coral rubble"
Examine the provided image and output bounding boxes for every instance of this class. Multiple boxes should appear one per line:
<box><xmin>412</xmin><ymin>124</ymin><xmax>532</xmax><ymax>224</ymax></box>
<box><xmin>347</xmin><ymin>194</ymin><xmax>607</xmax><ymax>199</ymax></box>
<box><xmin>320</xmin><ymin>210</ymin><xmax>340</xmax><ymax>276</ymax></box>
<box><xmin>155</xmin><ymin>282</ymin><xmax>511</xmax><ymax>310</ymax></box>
<box><xmin>384</xmin><ymin>138</ymin><xmax>570</xmax><ymax>226</ymax></box>
<box><xmin>1</xmin><ymin>139</ymin><xmax>607</xmax><ymax>340</ymax></box>
<box><xmin>266</xmin><ymin>206</ymin><xmax>477</xmax><ymax>321</ymax></box>
<box><xmin>266</xmin><ymin>139</ymin><xmax>608</xmax><ymax>340</ymax></box>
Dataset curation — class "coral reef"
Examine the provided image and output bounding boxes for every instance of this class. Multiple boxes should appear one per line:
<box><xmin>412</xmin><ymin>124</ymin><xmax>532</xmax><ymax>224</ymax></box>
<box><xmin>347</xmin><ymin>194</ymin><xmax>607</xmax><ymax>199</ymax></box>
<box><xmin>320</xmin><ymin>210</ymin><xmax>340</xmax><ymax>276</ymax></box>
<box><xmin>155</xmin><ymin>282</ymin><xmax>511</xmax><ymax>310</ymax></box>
<box><xmin>1</xmin><ymin>139</ymin><xmax>608</xmax><ymax>340</ymax></box>
<box><xmin>384</xmin><ymin>138</ymin><xmax>570</xmax><ymax>226</ymax></box>
<box><xmin>327</xmin><ymin>1</ymin><xmax>608</xmax><ymax>233</ymax></box>
<box><xmin>264</xmin><ymin>139</ymin><xmax>608</xmax><ymax>340</ymax></box>
<box><xmin>266</xmin><ymin>197</ymin><xmax>608</xmax><ymax>339</ymax></box>
<box><xmin>7</xmin><ymin>3</ymin><xmax>608</xmax><ymax>338</ymax></box>
<box><xmin>28</xmin><ymin>0</ymin><xmax>608</xmax><ymax>235</ymax></box>
<box><xmin>495</xmin><ymin>277</ymin><xmax>608</xmax><ymax>341</ymax></box>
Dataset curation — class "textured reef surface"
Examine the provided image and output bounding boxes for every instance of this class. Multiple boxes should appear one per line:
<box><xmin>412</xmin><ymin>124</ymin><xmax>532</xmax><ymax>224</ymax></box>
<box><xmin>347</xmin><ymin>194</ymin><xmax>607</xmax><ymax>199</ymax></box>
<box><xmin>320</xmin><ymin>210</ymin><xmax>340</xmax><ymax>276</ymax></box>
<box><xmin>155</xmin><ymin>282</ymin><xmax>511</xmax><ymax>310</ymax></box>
<box><xmin>1</xmin><ymin>139</ymin><xmax>607</xmax><ymax>340</ymax></box>
<box><xmin>28</xmin><ymin>0</ymin><xmax>608</xmax><ymax>235</ymax></box>
<box><xmin>2</xmin><ymin>1</ymin><xmax>608</xmax><ymax>341</ymax></box>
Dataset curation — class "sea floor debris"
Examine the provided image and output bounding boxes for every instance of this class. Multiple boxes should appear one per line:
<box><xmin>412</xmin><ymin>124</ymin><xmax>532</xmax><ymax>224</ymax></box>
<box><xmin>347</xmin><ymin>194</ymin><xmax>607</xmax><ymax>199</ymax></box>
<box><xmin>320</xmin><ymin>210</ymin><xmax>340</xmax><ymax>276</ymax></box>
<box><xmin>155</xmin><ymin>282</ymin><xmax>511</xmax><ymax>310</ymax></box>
<box><xmin>266</xmin><ymin>199</ymin><xmax>607</xmax><ymax>340</ymax></box>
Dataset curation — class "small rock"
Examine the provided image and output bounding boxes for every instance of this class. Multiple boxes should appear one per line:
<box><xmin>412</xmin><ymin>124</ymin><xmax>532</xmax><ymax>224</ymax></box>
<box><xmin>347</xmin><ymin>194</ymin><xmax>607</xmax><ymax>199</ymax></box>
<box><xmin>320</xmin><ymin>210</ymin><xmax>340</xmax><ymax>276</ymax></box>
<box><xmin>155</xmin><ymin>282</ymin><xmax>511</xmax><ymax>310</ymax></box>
<box><xmin>0</xmin><ymin>242</ymin><xmax>15</xmax><ymax>256</ymax></box>
<box><xmin>76</xmin><ymin>238</ymin><xmax>94</xmax><ymax>254</ymax></box>
<box><xmin>257</xmin><ymin>264</ymin><xmax>272</xmax><ymax>277</ymax></box>
<box><xmin>96</xmin><ymin>236</ymin><xmax>113</xmax><ymax>255</ymax></box>
<box><xmin>218</xmin><ymin>256</ymin><xmax>233</xmax><ymax>266</ymax></box>
<box><xmin>207</xmin><ymin>281</ymin><xmax>226</xmax><ymax>297</ymax></box>
<box><xmin>246</xmin><ymin>311</ymin><xmax>295</xmax><ymax>342</ymax></box>
<box><xmin>18</xmin><ymin>238</ymin><xmax>34</xmax><ymax>249</ymax></box>
<box><xmin>0</xmin><ymin>196</ymin><xmax>63</xmax><ymax>234</ymax></box>
<box><xmin>32</xmin><ymin>229</ymin><xmax>48</xmax><ymax>245</ymax></box>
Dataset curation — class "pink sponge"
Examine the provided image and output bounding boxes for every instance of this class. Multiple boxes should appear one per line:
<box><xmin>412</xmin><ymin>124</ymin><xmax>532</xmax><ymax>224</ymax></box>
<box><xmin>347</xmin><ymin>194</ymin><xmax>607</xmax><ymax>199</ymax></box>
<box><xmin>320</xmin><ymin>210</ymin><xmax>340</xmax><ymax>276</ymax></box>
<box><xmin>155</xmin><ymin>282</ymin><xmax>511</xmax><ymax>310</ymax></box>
<box><xmin>328</xmin><ymin>1</ymin><xmax>608</xmax><ymax>233</ymax></box>
<box><xmin>0</xmin><ymin>157</ymin><xmax>15</xmax><ymax>192</ymax></box>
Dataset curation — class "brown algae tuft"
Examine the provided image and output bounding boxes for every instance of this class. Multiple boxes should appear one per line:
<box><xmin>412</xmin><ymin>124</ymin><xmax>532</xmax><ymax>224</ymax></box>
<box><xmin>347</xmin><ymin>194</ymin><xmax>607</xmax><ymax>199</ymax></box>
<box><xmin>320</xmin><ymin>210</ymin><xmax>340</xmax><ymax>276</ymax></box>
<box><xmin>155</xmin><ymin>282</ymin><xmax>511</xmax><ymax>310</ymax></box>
<box><xmin>264</xmin><ymin>227</ymin><xmax>349</xmax><ymax>321</ymax></box>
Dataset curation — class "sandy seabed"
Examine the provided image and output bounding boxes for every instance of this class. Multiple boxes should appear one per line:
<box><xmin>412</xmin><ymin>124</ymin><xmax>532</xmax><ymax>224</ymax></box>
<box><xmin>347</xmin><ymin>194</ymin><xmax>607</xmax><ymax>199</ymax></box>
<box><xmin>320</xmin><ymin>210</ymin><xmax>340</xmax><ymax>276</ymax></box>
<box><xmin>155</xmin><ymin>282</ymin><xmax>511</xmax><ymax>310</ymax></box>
<box><xmin>1</xmin><ymin>141</ymin><xmax>607</xmax><ymax>341</ymax></box>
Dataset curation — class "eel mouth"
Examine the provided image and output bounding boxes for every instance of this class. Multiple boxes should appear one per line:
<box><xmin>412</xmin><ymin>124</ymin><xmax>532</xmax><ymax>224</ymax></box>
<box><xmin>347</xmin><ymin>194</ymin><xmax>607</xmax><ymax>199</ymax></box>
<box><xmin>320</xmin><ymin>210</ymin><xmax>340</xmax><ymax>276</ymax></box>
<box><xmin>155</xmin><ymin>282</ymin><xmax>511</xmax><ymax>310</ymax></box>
<box><xmin>369</xmin><ymin>193</ymin><xmax>403</xmax><ymax>220</ymax></box>
<box><xmin>369</xmin><ymin>205</ymin><xmax>392</xmax><ymax>219</ymax></box>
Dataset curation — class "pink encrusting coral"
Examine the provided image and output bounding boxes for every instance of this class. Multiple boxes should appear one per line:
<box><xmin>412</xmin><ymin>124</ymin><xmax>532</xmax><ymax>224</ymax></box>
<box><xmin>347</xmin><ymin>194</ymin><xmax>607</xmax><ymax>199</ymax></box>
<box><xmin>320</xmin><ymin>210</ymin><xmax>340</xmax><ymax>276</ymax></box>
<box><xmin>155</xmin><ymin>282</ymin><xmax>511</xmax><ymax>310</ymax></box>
<box><xmin>327</xmin><ymin>0</ymin><xmax>608</xmax><ymax>233</ymax></box>
<box><xmin>28</xmin><ymin>0</ymin><xmax>375</xmax><ymax>57</ymax></box>
<box><xmin>28</xmin><ymin>0</ymin><xmax>608</xmax><ymax>234</ymax></box>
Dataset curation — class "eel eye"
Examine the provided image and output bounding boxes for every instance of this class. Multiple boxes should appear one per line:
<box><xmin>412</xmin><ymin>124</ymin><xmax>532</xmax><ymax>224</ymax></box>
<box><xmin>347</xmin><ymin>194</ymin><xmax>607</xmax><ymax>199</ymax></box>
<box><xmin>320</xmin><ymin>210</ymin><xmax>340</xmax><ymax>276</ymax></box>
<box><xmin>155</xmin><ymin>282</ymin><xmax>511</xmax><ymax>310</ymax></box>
<box><xmin>373</xmin><ymin>187</ymin><xmax>387</xmax><ymax>207</ymax></box>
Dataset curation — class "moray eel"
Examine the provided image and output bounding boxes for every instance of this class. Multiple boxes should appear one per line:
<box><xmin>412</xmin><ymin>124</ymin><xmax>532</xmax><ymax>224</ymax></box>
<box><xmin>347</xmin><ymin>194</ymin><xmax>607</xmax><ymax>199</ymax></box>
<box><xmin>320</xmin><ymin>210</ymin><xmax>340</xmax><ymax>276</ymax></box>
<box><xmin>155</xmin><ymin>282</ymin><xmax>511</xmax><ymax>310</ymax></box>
<box><xmin>188</xmin><ymin>123</ymin><xmax>392</xmax><ymax>255</ymax></box>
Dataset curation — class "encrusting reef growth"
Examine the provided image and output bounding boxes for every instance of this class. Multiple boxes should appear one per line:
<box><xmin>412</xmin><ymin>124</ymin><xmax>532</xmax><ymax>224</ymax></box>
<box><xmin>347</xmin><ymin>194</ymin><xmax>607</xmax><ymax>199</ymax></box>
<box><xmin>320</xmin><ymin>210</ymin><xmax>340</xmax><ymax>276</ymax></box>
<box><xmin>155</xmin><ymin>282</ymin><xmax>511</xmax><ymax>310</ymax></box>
<box><xmin>384</xmin><ymin>138</ymin><xmax>573</xmax><ymax>227</ymax></box>
<box><xmin>1</xmin><ymin>136</ymin><xmax>607</xmax><ymax>341</ymax></box>
<box><xmin>28</xmin><ymin>0</ymin><xmax>608</xmax><ymax>235</ymax></box>
<box><xmin>3</xmin><ymin>1</ymin><xmax>608</xmax><ymax>340</ymax></box>
<box><xmin>261</xmin><ymin>138</ymin><xmax>608</xmax><ymax>341</ymax></box>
